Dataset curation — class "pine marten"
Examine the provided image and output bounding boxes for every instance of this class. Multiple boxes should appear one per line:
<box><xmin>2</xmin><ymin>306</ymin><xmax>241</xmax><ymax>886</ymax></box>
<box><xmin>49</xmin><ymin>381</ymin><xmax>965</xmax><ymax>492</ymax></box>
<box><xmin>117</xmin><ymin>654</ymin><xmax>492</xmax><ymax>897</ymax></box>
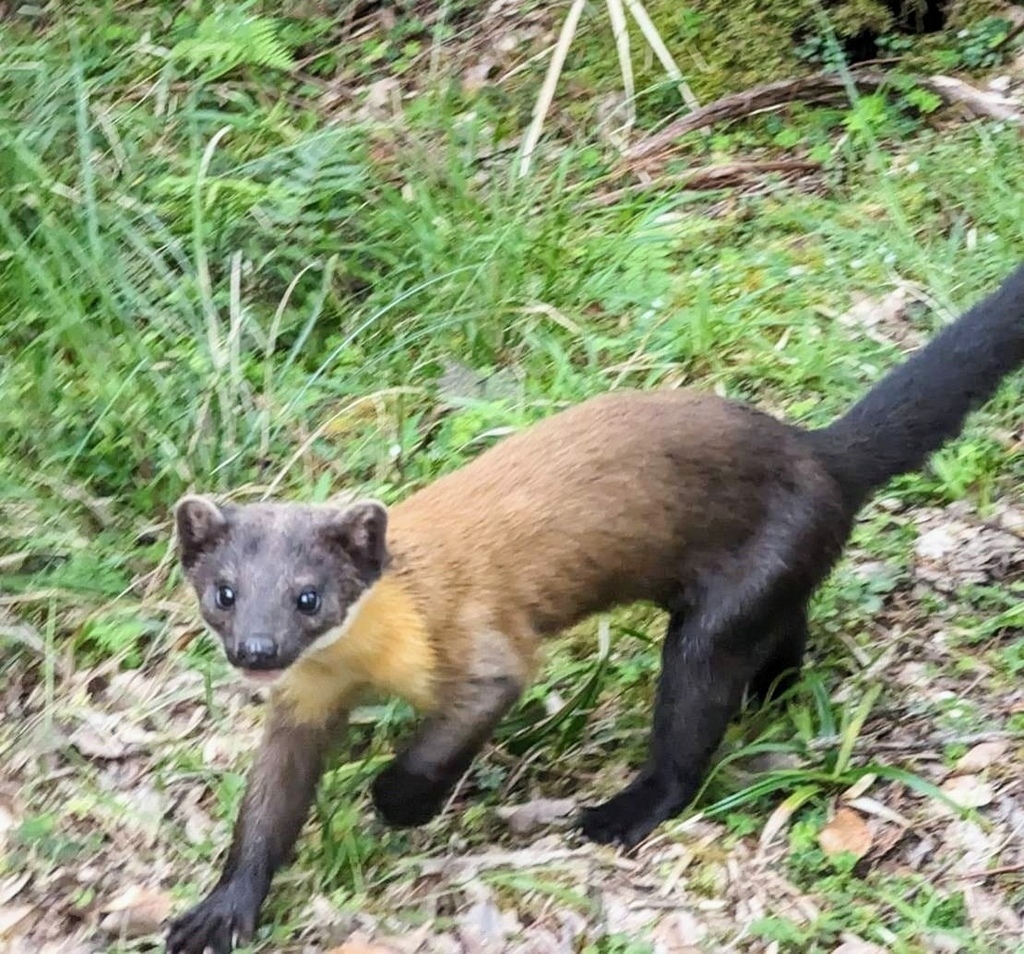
<box><xmin>167</xmin><ymin>265</ymin><xmax>1024</xmax><ymax>954</ymax></box>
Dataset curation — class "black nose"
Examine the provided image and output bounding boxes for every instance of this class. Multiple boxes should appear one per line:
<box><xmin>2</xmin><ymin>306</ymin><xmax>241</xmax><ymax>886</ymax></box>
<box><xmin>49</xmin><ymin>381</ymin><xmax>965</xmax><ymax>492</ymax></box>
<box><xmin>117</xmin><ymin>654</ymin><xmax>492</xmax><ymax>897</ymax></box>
<box><xmin>234</xmin><ymin>636</ymin><xmax>279</xmax><ymax>669</ymax></box>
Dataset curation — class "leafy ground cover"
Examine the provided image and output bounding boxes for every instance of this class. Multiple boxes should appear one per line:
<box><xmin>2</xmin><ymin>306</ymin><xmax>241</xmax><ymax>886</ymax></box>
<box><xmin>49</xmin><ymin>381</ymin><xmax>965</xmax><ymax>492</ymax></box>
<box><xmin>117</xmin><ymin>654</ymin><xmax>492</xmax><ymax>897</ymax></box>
<box><xmin>1</xmin><ymin>2</ymin><xmax>1023</xmax><ymax>952</ymax></box>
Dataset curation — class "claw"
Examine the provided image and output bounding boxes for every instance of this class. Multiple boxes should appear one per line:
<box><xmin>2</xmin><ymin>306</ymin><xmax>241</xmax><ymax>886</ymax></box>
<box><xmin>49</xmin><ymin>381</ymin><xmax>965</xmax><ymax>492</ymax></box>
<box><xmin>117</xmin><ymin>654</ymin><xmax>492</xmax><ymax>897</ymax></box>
<box><xmin>165</xmin><ymin>882</ymin><xmax>259</xmax><ymax>954</ymax></box>
<box><xmin>577</xmin><ymin>774</ymin><xmax>684</xmax><ymax>849</ymax></box>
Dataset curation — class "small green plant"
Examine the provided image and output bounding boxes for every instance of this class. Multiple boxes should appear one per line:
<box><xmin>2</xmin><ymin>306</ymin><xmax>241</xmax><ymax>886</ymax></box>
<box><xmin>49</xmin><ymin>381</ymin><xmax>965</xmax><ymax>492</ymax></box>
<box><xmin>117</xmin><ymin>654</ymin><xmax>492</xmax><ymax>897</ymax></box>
<box><xmin>952</xmin><ymin>17</ymin><xmax>1013</xmax><ymax>70</ymax></box>
<box><xmin>169</xmin><ymin>3</ymin><xmax>294</xmax><ymax>79</ymax></box>
<box><xmin>842</xmin><ymin>91</ymin><xmax>911</xmax><ymax>148</ymax></box>
<box><xmin>875</xmin><ymin>33</ymin><xmax>914</xmax><ymax>57</ymax></box>
<box><xmin>794</xmin><ymin>31</ymin><xmax>850</xmax><ymax>72</ymax></box>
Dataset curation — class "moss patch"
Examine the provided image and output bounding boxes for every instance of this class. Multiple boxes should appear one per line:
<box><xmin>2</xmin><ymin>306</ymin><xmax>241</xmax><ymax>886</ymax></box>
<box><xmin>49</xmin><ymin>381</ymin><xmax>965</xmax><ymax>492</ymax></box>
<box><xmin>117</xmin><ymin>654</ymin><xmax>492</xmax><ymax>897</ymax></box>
<box><xmin>559</xmin><ymin>0</ymin><xmax>1011</xmax><ymax>126</ymax></box>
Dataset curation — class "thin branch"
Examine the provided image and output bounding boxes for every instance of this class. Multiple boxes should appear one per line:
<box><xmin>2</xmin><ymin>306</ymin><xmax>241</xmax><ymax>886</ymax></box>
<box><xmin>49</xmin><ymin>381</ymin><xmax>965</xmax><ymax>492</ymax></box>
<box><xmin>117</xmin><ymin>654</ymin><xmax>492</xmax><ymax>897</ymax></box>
<box><xmin>624</xmin><ymin>70</ymin><xmax>1022</xmax><ymax>167</ymax></box>
<box><xmin>518</xmin><ymin>0</ymin><xmax>587</xmax><ymax>178</ymax></box>
<box><xmin>622</xmin><ymin>0</ymin><xmax>700</xmax><ymax>112</ymax></box>
<box><xmin>589</xmin><ymin>159</ymin><xmax>820</xmax><ymax>206</ymax></box>
<box><xmin>605</xmin><ymin>0</ymin><xmax>635</xmax><ymax>135</ymax></box>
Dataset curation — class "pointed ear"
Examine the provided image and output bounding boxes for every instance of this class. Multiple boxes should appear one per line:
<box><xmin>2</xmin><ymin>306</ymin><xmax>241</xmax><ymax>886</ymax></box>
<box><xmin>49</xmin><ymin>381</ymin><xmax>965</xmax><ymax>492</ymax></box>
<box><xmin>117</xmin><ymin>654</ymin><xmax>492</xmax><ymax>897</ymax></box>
<box><xmin>174</xmin><ymin>495</ymin><xmax>228</xmax><ymax>570</ymax></box>
<box><xmin>322</xmin><ymin>499</ymin><xmax>390</xmax><ymax>580</ymax></box>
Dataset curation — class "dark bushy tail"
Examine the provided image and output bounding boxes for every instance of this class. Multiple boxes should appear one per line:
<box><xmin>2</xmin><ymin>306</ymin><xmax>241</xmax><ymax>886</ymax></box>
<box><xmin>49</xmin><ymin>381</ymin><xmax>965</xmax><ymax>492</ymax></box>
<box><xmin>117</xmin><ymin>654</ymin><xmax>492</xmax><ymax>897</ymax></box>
<box><xmin>810</xmin><ymin>264</ymin><xmax>1024</xmax><ymax>512</ymax></box>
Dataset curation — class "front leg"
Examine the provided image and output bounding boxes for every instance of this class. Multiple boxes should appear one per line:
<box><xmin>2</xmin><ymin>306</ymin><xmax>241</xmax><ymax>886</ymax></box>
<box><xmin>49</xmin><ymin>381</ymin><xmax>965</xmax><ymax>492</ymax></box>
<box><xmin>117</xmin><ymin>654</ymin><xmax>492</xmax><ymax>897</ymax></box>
<box><xmin>166</xmin><ymin>703</ymin><xmax>350</xmax><ymax>954</ymax></box>
<box><xmin>371</xmin><ymin>666</ymin><xmax>524</xmax><ymax>828</ymax></box>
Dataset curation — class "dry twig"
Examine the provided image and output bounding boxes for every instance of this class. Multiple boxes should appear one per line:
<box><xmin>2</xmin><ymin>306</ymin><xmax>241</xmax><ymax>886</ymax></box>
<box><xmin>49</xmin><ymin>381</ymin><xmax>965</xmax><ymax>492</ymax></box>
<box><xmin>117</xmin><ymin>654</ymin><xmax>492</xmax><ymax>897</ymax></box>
<box><xmin>590</xmin><ymin>158</ymin><xmax>820</xmax><ymax>206</ymax></box>
<box><xmin>624</xmin><ymin>70</ymin><xmax>1023</xmax><ymax>168</ymax></box>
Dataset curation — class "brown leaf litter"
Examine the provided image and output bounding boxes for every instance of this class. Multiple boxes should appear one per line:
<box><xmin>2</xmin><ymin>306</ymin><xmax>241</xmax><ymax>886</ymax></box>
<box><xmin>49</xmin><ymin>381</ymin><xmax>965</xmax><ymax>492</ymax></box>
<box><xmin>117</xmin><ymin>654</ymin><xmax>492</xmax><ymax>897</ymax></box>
<box><xmin>2</xmin><ymin>501</ymin><xmax>1024</xmax><ymax>952</ymax></box>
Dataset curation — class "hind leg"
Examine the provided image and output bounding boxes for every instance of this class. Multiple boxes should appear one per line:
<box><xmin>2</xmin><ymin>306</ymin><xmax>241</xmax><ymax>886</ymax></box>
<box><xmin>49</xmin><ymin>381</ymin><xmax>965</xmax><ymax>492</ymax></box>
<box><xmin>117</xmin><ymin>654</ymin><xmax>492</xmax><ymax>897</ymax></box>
<box><xmin>577</xmin><ymin>603</ymin><xmax>773</xmax><ymax>848</ymax></box>
<box><xmin>748</xmin><ymin>605</ymin><xmax>808</xmax><ymax>706</ymax></box>
<box><xmin>577</xmin><ymin>504</ymin><xmax>828</xmax><ymax>849</ymax></box>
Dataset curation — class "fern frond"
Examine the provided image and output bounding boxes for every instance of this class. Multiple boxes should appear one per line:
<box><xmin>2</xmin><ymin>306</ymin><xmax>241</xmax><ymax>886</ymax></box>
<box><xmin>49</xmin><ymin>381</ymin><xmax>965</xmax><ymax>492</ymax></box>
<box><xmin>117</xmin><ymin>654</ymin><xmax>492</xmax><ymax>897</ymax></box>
<box><xmin>170</xmin><ymin>5</ymin><xmax>293</xmax><ymax>80</ymax></box>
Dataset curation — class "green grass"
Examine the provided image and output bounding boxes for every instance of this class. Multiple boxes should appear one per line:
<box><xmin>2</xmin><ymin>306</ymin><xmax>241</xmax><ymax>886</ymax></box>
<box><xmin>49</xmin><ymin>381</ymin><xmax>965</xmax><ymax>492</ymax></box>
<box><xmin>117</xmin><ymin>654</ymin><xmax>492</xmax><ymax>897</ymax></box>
<box><xmin>3</xmin><ymin>3</ymin><xmax>1024</xmax><ymax>953</ymax></box>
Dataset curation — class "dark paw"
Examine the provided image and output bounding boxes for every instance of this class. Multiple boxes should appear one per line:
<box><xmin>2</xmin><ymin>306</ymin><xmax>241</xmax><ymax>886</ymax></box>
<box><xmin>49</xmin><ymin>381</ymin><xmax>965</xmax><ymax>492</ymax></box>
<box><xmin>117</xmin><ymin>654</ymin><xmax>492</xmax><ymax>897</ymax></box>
<box><xmin>577</xmin><ymin>776</ymin><xmax>684</xmax><ymax>849</ymax></box>
<box><xmin>371</xmin><ymin>760</ymin><xmax>450</xmax><ymax>827</ymax></box>
<box><xmin>166</xmin><ymin>883</ymin><xmax>259</xmax><ymax>954</ymax></box>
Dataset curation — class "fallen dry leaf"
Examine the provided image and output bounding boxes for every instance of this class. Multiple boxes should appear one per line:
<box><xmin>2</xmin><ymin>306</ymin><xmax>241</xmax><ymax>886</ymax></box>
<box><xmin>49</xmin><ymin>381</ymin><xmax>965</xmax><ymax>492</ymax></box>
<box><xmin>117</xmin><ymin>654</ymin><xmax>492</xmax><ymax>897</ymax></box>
<box><xmin>818</xmin><ymin>808</ymin><xmax>873</xmax><ymax>860</ymax></box>
<box><xmin>650</xmin><ymin>909</ymin><xmax>706</xmax><ymax>949</ymax></box>
<box><xmin>832</xmin><ymin>938</ymin><xmax>887</xmax><ymax>954</ymax></box>
<box><xmin>325</xmin><ymin>943</ymin><xmax>401</xmax><ymax>954</ymax></box>
<box><xmin>955</xmin><ymin>741</ymin><xmax>1008</xmax><ymax>773</ymax></box>
<box><xmin>462</xmin><ymin>57</ymin><xmax>497</xmax><ymax>94</ymax></box>
<box><xmin>846</xmin><ymin>796</ymin><xmax>913</xmax><ymax>829</ymax></box>
<box><xmin>0</xmin><ymin>904</ymin><xmax>35</xmax><ymax>938</ymax></box>
<box><xmin>370</xmin><ymin>927</ymin><xmax>433</xmax><ymax>954</ymax></box>
<box><xmin>0</xmin><ymin>874</ymin><xmax>31</xmax><ymax>907</ymax></box>
<box><xmin>940</xmin><ymin>819</ymin><xmax>994</xmax><ymax>875</ymax></box>
<box><xmin>940</xmin><ymin>775</ymin><xmax>996</xmax><ymax>810</ymax></box>
<box><xmin>356</xmin><ymin>77</ymin><xmax>401</xmax><ymax>122</ymax></box>
<box><xmin>494</xmin><ymin>797</ymin><xmax>576</xmax><ymax>835</ymax></box>
<box><xmin>840</xmin><ymin>773</ymin><xmax>876</xmax><ymax>802</ymax></box>
<box><xmin>838</xmin><ymin>287</ymin><xmax>921</xmax><ymax>349</ymax></box>
<box><xmin>963</xmin><ymin>882</ymin><xmax>1024</xmax><ymax>932</ymax></box>
<box><xmin>0</xmin><ymin>793</ymin><xmax>16</xmax><ymax>850</ymax></box>
<box><xmin>10</xmin><ymin>942</ymin><xmax>94</xmax><ymax>954</ymax></box>
<box><xmin>69</xmin><ymin>723</ymin><xmax>129</xmax><ymax>760</ymax></box>
<box><xmin>459</xmin><ymin>897</ymin><xmax>520</xmax><ymax>951</ymax></box>
<box><xmin>99</xmin><ymin>886</ymin><xmax>173</xmax><ymax>938</ymax></box>
<box><xmin>993</xmin><ymin>502</ymin><xmax>1024</xmax><ymax>536</ymax></box>
<box><xmin>201</xmin><ymin>732</ymin><xmax>252</xmax><ymax>767</ymax></box>
<box><xmin>299</xmin><ymin>894</ymin><xmax>351</xmax><ymax>936</ymax></box>
<box><xmin>176</xmin><ymin>787</ymin><xmax>215</xmax><ymax>845</ymax></box>
<box><xmin>757</xmin><ymin>796</ymin><xmax>805</xmax><ymax>857</ymax></box>
<box><xmin>602</xmin><ymin>891</ymin><xmax>667</xmax><ymax>938</ymax></box>
<box><xmin>913</xmin><ymin>508</ymin><xmax>1024</xmax><ymax>593</ymax></box>
<box><xmin>68</xmin><ymin>710</ymin><xmax>154</xmax><ymax>761</ymax></box>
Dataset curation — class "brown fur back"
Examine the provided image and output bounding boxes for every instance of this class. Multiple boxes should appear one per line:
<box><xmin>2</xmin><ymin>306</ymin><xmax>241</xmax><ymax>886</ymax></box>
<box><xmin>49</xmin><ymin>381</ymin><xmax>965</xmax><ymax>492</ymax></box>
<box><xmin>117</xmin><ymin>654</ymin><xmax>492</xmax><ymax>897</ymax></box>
<box><xmin>386</xmin><ymin>390</ymin><xmax>826</xmax><ymax>672</ymax></box>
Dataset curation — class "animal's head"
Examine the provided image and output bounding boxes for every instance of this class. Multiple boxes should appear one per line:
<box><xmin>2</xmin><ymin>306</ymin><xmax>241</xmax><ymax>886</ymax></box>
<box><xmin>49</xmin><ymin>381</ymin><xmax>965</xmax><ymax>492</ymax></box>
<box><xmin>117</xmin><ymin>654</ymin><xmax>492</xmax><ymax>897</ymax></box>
<box><xmin>174</xmin><ymin>496</ymin><xmax>389</xmax><ymax>683</ymax></box>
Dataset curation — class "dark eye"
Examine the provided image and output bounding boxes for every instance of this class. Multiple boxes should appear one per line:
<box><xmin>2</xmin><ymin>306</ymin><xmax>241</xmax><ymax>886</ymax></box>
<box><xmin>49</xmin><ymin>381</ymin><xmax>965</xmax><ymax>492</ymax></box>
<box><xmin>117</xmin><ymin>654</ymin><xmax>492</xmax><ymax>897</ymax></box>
<box><xmin>215</xmin><ymin>584</ymin><xmax>236</xmax><ymax>610</ymax></box>
<box><xmin>296</xmin><ymin>588</ymin><xmax>321</xmax><ymax>615</ymax></box>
